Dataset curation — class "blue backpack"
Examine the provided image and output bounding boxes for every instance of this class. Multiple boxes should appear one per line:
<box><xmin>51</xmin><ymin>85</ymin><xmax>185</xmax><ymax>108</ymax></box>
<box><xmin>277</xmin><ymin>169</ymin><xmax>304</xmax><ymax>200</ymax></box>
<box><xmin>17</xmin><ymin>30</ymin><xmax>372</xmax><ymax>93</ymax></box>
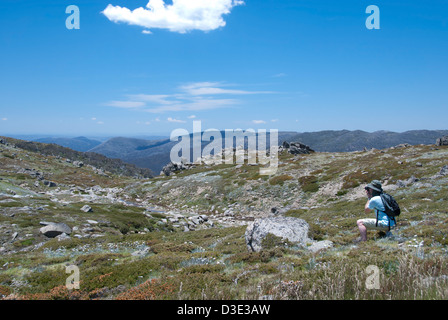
<box><xmin>377</xmin><ymin>192</ymin><xmax>401</xmax><ymax>230</ymax></box>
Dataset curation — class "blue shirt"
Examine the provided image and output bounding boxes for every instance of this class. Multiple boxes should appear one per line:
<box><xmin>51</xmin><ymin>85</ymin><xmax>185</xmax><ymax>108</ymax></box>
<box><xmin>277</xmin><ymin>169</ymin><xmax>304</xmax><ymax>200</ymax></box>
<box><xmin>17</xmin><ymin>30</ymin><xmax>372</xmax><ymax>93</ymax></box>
<box><xmin>368</xmin><ymin>196</ymin><xmax>396</xmax><ymax>227</ymax></box>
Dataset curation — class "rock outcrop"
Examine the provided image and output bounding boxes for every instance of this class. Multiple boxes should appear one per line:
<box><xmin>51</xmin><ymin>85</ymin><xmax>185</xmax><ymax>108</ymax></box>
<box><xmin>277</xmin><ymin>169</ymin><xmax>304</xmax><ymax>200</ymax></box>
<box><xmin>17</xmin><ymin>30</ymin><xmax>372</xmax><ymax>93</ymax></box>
<box><xmin>281</xmin><ymin>141</ymin><xmax>314</xmax><ymax>155</ymax></box>
<box><xmin>436</xmin><ymin>136</ymin><xmax>448</xmax><ymax>146</ymax></box>
<box><xmin>161</xmin><ymin>158</ymin><xmax>195</xmax><ymax>176</ymax></box>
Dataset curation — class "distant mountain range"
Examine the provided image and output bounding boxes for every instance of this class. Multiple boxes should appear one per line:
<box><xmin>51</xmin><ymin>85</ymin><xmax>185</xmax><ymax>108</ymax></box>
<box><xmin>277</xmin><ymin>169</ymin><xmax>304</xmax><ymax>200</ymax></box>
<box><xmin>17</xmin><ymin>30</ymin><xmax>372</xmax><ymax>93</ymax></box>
<box><xmin>87</xmin><ymin>129</ymin><xmax>448</xmax><ymax>174</ymax></box>
<box><xmin>8</xmin><ymin>130</ymin><xmax>447</xmax><ymax>175</ymax></box>
<box><xmin>33</xmin><ymin>136</ymin><xmax>102</xmax><ymax>152</ymax></box>
<box><xmin>1</xmin><ymin>136</ymin><xmax>153</xmax><ymax>178</ymax></box>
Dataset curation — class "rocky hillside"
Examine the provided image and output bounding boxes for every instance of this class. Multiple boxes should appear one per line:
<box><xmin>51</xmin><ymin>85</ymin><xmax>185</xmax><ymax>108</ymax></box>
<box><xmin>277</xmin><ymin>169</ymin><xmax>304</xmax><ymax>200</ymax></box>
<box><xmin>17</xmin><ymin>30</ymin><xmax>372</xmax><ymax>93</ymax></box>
<box><xmin>1</xmin><ymin>135</ymin><xmax>448</xmax><ymax>300</ymax></box>
<box><xmin>286</xmin><ymin>129</ymin><xmax>448</xmax><ymax>152</ymax></box>
<box><xmin>0</xmin><ymin>136</ymin><xmax>153</xmax><ymax>179</ymax></box>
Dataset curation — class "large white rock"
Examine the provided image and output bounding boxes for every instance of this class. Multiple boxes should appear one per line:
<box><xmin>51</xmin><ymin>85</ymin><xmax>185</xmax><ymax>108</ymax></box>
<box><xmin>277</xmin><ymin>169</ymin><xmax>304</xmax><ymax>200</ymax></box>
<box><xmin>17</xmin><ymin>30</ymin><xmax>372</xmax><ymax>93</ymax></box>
<box><xmin>40</xmin><ymin>222</ymin><xmax>72</xmax><ymax>238</ymax></box>
<box><xmin>245</xmin><ymin>217</ymin><xmax>311</xmax><ymax>252</ymax></box>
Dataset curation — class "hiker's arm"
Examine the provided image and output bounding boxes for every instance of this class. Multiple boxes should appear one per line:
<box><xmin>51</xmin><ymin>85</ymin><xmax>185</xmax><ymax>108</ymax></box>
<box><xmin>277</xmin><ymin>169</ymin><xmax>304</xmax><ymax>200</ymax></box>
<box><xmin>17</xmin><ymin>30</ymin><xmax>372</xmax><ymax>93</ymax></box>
<box><xmin>365</xmin><ymin>199</ymin><xmax>372</xmax><ymax>213</ymax></box>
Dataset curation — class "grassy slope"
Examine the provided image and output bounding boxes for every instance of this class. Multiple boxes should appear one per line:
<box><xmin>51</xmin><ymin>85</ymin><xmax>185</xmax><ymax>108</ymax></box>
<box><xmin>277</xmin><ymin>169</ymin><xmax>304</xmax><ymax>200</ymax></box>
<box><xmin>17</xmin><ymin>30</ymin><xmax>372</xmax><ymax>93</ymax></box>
<box><xmin>1</xmin><ymin>140</ymin><xmax>448</xmax><ymax>300</ymax></box>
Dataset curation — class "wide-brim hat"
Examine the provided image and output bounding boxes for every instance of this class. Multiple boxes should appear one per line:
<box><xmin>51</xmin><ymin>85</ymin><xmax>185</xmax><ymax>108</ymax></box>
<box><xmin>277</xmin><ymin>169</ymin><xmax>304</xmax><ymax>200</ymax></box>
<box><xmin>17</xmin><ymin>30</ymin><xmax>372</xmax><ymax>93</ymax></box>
<box><xmin>366</xmin><ymin>180</ymin><xmax>383</xmax><ymax>192</ymax></box>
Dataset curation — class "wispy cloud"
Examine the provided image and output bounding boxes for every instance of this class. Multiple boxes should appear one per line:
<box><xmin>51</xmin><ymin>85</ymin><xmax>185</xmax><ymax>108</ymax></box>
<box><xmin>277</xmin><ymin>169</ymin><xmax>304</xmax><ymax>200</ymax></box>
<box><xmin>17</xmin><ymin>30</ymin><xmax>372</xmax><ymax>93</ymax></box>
<box><xmin>103</xmin><ymin>101</ymin><xmax>146</xmax><ymax>108</ymax></box>
<box><xmin>1</xmin><ymin>118</ymin><xmax>7</xmax><ymax>121</ymax></box>
<box><xmin>167</xmin><ymin>117</ymin><xmax>186</xmax><ymax>123</ymax></box>
<box><xmin>145</xmin><ymin>98</ymin><xmax>239</xmax><ymax>113</ymax></box>
<box><xmin>126</xmin><ymin>94</ymin><xmax>175</xmax><ymax>105</ymax></box>
<box><xmin>272</xmin><ymin>73</ymin><xmax>287</xmax><ymax>78</ymax></box>
<box><xmin>252</xmin><ymin>120</ymin><xmax>266</xmax><ymax>124</ymax></box>
<box><xmin>90</xmin><ymin>117</ymin><xmax>104</xmax><ymax>125</ymax></box>
<box><xmin>180</xmin><ymin>82</ymin><xmax>270</xmax><ymax>96</ymax></box>
<box><xmin>103</xmin><ymin>81</ymin><xmax>272</xmax><ymax>113</ymax></box>
<box><xmin>102</xmin><ymin>0</ymin><xmax>244</xmax><ymax>34</ymax></box>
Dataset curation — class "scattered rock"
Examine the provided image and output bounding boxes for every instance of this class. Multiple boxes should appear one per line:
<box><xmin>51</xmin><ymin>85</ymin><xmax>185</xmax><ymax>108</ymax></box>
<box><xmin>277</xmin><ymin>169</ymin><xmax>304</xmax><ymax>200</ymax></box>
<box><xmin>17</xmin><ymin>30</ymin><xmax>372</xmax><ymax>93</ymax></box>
<box><xmin>161</xmin><ymin>158</ymin><xmax>194</xmax><ymax>176</ymax></box>
<box><xmin>131</xmin><ymin>246</ymin><xmax>151</xmax><ymax>257</ymax></box>
<box><xmin>43</xmin><ymin>180</ymin><xmax>57</xmax><ymax>188</ymax></box>
<box><xmin>16</xmin><ymin>168</ymin><xmax>44</xmax><ymax>180</ymax></box>
<box><xmin>56</xmin><ymin>233</ymin><xmax>71</xmax><ymax>241</ymax></box>
<box><xmin>307</xmin><ymin>240</ymin><xmax>333</xmax><ymax>253</ymax></box>
<box><xmin>396</xmin><ymin>176</ymin><xmax>419</xmax><ymax>188</ymax></box>
<box><xmin>81</xmin><ymin>205</ymin><xmax>93</xmax><ymax>213</ymax></box>
<box><xmin>73</xmin><ymin>161</ymin><xmax>84</xmax><ymax>168</ymax></box>
<box><xmin>188</xmin><ymin>216</ymin><xmax>203</xmax><ymax>225</ymax></box>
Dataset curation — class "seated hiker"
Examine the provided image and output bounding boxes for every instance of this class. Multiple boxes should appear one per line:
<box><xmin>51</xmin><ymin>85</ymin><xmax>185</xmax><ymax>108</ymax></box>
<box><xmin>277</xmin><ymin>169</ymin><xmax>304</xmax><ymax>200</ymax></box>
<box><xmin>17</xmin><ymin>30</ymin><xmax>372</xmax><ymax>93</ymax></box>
<box><xmin>356</xmin><ymin>180</ymin><xmax>396</xmax><ymax>242</ymax></box>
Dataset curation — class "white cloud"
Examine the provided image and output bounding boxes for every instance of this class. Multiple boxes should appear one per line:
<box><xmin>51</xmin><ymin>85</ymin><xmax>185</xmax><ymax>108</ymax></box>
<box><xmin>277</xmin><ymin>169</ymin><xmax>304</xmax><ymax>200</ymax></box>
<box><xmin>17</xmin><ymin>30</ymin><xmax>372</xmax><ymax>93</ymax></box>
<box><xmin>146</xmin><ymin>98</ymin><xmax>239</xmax><ymax>113</ymax></box>
<box><xmin>103</xmin><ymin>81</ymin><xmax>272</xmax><ymax>114</ymax></box>
<box><xmin>104</xmin><ymin>100</ymin><xmax>146</xmax><ymax>108</ymax></box>
<box><xmin>103</xmin><ymin>0</ymin><xmax>244</xmax><ymax>34</ymax></box>
<box><xmin>167</xmin><ymin>117</ymin><xmax>186</xmax><ymax>123</ymax></box>
<box><xmin>271</xmin><ymin>119</ymin><xmax>279</xmax><ymax>122</ymax></box>
<box><xmin>1</xmin><ymin>118</ymin><xmax>7</xmax><ymax>121</ymax></box>
<box><xmin>142</xmin><ymin>29</ymin><xmax>152</xmax><ymax>34</ymax></box>
<box><xmin>252</xmin><ymin>120</ymin><xmax>266</xmax><ymax>124</ymax></box>
<box><xmin>188</xmin><ymin>115</ymin><xmax>196</xmax><ymax>119</ymax></box>
<box><xmin>127</xmin><ymin>94</ymin><xmax>175</xmax><ymax>105</ymax></box>
<box><xmin>97</xmin><ymin>121</ymin><xmax>105</xmax><ymax>125</ymax></box>
<box><xmin>91</xmin><ymin>117</ymin><xmax>97</xmax><ymax>121</ymax></box>
<box><xmin>180</xmin><ymin>82</ymin><xmax>267</xmax><ymax>96</ymax></box>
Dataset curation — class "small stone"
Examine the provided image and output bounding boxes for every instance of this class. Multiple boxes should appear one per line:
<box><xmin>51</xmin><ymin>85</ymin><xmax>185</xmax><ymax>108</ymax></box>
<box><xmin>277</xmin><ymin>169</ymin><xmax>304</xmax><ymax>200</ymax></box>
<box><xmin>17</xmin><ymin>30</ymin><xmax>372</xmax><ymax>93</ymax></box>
<box><xmin>81</xmin><ymin>205</ymin><xmax>93</xmax><ymax>213</ymax></box>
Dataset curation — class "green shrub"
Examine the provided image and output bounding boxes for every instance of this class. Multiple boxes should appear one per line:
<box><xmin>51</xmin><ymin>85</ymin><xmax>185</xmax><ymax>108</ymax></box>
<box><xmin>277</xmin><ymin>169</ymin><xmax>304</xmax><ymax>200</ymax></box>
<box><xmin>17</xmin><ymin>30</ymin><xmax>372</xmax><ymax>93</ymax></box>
<box><xmin>298</xmin><ymin>175</ymin><xmax>319</xmax><ymax>192</ymax></box>
<box><xmin>269</xmin><ymin>174</ymin><xmax>293</xmax><ymax>186</ymax></box>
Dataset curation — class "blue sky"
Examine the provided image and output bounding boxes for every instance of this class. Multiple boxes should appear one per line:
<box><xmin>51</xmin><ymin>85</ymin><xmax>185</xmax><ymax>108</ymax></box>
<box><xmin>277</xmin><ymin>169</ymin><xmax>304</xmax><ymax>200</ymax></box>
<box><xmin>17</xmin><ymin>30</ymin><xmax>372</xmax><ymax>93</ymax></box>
<box><xmin>1</xmin><ymin>0</ymin><xmax>447</xmax><ymax>136</ymax></box>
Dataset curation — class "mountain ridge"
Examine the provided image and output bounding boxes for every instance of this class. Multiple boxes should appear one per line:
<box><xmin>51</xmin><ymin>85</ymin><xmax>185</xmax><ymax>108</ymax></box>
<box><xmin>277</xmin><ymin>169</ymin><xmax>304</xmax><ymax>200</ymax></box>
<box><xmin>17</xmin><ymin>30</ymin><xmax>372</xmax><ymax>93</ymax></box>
<box><xmin>34</xmin><ymin>136</ymin><xmax>102</xmax><ymax>152</ymax></box>
<box><xmin>0</xmin><ymin>136</ymin><xmax>154</xmax><ymax>178</ymax></box>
